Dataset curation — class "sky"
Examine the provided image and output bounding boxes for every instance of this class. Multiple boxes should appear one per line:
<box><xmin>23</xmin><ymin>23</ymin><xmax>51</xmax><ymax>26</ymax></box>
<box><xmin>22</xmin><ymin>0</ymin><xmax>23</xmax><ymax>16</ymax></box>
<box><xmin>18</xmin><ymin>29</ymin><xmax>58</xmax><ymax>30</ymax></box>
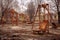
<box><xmin>17</xmin><ymin>0</ymin><xmax>31</xmax><ymax>13</ymax></box>
<box><xmin>15</xmin><ymin>0</ymin><xmax>57</xmax><ymax>14</ymax></box>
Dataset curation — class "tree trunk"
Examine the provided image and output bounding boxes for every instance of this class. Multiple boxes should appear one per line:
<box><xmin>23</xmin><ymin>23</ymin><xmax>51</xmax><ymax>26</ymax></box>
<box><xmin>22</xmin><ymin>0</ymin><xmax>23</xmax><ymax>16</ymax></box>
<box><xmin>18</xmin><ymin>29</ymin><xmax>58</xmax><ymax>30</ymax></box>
<box><xmin>58</xmin><ymin>12</ymin><xmax>60</xmax><ymax>23</ymax></box>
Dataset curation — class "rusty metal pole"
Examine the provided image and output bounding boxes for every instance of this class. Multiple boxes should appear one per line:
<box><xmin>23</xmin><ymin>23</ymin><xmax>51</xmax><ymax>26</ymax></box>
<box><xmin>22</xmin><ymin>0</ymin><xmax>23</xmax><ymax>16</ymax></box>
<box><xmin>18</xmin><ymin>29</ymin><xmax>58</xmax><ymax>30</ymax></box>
<box><xmin>32</xmin><ymin>5</ymin><xmax>40</xmax><ymax>32</ymax></box>
<box><xmin>32</xmin><ymin>8</ymin><xmax>37</xmax><ymax>32</ymax></box>
<box><xmin>44</xmin><ymin>7</ymin><xmax>45</xmax><ymax>20</ymax></box>
<box><xmin>16</xmin><ymin>13</ymin><xmax>18</xmax><ymax>26</ymax></box>
<box><xmin>47</xmin><ymin>4</ymin><xmax>50</xmax><ymax>33</ymax></box>
<box><xmin>39</xmin><ymin>5</ymin><xmax>41</xmax><ymax>28</ymax></box>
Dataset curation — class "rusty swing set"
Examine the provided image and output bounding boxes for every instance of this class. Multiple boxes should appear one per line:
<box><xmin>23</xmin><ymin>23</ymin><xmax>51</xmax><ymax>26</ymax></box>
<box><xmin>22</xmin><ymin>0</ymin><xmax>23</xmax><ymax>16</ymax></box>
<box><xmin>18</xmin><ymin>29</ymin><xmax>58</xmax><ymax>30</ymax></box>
<box><xmin>32</xmin><ymin>3</ymin><xmax>51</xmax><ymax>33</ymax></box>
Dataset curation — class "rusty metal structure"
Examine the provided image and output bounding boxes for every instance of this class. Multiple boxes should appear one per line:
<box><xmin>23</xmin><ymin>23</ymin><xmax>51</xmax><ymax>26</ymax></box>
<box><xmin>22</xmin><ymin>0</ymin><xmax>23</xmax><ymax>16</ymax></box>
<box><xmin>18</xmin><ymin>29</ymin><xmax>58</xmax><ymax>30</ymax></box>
<box><xmin>1</xmin><ymin>9</ymin><xmax>19</xmax><ymax>26</ymax></box>
<box><xmin>32</xmin><ymin>3</ymin><xmax>50</xmax><ymax>34</ymax></box>
<box><xmin>9</xmin><ymin>9</ymin><xmax>19</xmax><ymax>26</ymax></box>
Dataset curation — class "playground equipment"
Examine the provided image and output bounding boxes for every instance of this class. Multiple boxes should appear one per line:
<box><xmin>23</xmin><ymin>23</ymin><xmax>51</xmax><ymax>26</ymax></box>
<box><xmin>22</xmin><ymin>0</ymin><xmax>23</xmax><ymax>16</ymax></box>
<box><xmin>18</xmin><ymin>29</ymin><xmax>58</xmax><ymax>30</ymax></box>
<box><xmin>10</xmin><ymin>9</ymin><xmax>19</xmax><ymax>26</ymax></box>
<box><xmin>32</xmin><ymin>3</ymin><xmax>50</xmax><ymax>34</ymax></box>
<box><xmin>19</xmin><ymin>13</ymin><xmax>29</xmax><ymax>23</ymax></box>
<box><xmin>1</xmin><ymin>9</ymin><xmax>19</xmax><ymax>26</ymax></box>
<box><xmin>39</xmin><ymin>20</ymin><xmax>48</xmax><ymax>32</ymax></box>
<box><xmin>1</xmin><ymin>8</ymin><xmax>30</xmax><ymax>25</ymax></box>
<box><xmin>19</xmin><ymin>13</ymin><xmax>25</xmax><ymax>22</ymax></box>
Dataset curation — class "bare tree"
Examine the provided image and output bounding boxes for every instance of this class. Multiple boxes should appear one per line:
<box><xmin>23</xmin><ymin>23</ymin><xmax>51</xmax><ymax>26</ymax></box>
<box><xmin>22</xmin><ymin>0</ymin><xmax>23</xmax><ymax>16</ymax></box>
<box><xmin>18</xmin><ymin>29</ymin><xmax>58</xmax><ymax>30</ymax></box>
<box><xmin>55</xmin><ymin>0</ymin><xmax>60</xmax><ymax>12</ymax></box>
<box><xmin>55</xmin><ymin>0</ymin><xmax>60</xmax><ymax>23</ymax></box>
<box><xmin>0</xmin><ymin>0</ymin><xmax>13</xmax><ymax>23</ymax></box>
<box><xmin>27</xmin><ymin>2</ymin><xmax>35</xmax><ymax>23</ymax></box>
<box><xmin>0</xmin><ymin>0</ymin><xmax>19</xmax><ymax>23</ymax></box>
